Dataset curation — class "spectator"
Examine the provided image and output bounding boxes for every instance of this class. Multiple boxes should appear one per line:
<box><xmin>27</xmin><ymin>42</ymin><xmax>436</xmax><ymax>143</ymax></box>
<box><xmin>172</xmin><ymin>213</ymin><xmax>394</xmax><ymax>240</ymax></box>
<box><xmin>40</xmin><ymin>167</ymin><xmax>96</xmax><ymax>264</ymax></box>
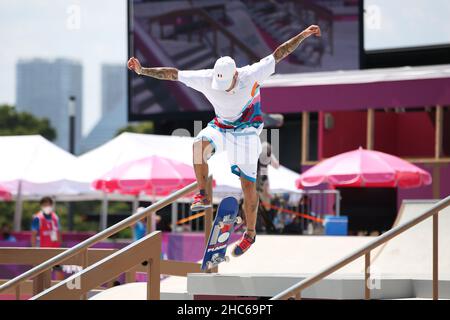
<box><xmin>298</xmin><ymin>194</ymin><xmax>311</xmax><ymax>231</ymax></box>
<box><xmin>1</xmin><ymin>222</ymin><xmax>16</xmax><ymax>242</ymax></box>
<box><xmin>132</xmin><ymin>207</ymin><xmax>162</xmax><ymax>240</ymax></box>
<box><xmin>257</xmin><ymin>141</ymin><xmax>280</xmax><ymax>197</ymax></box>
<box><xmin>257</xmin><ymin>193</ymin><xmax>278</xmax><ymax>234</ymax></box>
<box><xmin>133</xmin><ymin>219</ymin><xmax>147</xmax><ymax>241</ymax></box>
<box><xmin>31</xmin><ymin>197</ymin><xmax>64</xmax><ymax>279</ymax></box>
<box><xmin>133</xmin><ymin>207</ymin><xmax>147</xmax><ymax>241</ymax></box>
<box><xmin>271</xmin><ymin>197</ymin><xmax>295</xmax><ymax>233</ymax></box>
<box><xmin>31</xmin><ymin>197</ymin><xmax>61</xmax><ymax>247</ymax></box>
<box><xmin>283</xmin><ymin>216</ymin><xmax>303</xmax><ymax>234</ymax></box>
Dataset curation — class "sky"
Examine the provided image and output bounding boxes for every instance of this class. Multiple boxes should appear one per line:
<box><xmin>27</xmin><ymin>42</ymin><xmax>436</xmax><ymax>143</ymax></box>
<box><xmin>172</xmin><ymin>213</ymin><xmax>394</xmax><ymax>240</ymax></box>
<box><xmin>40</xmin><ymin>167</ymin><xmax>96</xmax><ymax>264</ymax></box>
<box><xmin>0</xmin><ymin>0</ymin><xmax>128</xmax><ymax>135</ymax></box>
<box><xmin>364</xmin><ymin>0</ymin><xmax>450</xmax><ymax>51</ymax></box>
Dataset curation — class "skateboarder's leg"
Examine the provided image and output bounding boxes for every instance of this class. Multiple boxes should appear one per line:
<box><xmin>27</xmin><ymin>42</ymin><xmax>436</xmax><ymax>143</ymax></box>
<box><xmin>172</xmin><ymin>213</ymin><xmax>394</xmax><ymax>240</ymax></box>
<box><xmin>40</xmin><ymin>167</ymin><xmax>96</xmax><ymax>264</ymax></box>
<box><xmin>193</xmin><ymin>125</ymin><xmax>224</xmax><ymax>191</ymax></box>
<box><xmin>229</xmin><ymin>130</ymin><xmax>260</xmax><ymax>256</ymax></box>
<box><xmin>193</xmin><ymin>139</ymin><xmax>213</xmax><ymax>191</ymax></box>
<box><xmin>240</xmin><ymin>177</ymin><xmax>258</xmax><ymax>238</ymax></box>
<box><xmin>231</xmin><ymin>177</ymin><xmax>257</xmax><ymax>257</ymax></box>
<box><xmin>191</xmin><ymin>139</ymin><xmax>214</xmax><ymax>211</ymax></box>
<box><xmin>192</xmin><ymin>125</ymin><xmax>225</xmax><ymax>212</ymax></box>
<box><xmin>227</xmin><ymin>129</ymin><xmax>261</xmax><ymax>238</ymax></box>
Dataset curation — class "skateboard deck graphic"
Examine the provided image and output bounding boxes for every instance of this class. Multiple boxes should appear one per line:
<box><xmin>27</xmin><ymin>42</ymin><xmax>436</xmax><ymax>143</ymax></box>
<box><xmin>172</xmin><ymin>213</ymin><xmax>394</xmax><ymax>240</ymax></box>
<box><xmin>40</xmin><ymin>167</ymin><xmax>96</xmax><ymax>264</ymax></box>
<box><xmin>201</xmin><ymin>196</ymin><xmax>240</xmax><ymax>271</ymax></box>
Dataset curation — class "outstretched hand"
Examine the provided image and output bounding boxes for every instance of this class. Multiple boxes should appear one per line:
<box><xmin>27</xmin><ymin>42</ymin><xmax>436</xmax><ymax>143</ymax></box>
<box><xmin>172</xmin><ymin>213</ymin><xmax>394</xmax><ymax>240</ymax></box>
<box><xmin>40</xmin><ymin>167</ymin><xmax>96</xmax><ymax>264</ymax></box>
<box><xmin>273</xmin><ymin>24</ymin><xmax>321</xmax><ymax>63</ymax></box>
<box><xmin>304</xmin><ymin>25</ymin><xmax>321</xmax><ymax>37</ymax></box>
<box><xmin>127</xmin><ymin>57</ymin><xmax>142</xmax><ymax>74</ymax></box>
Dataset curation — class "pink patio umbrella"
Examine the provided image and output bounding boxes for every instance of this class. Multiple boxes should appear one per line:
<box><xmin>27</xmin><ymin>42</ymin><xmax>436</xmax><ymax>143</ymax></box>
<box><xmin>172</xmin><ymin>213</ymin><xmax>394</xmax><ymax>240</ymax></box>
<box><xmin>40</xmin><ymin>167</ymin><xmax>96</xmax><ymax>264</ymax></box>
<box><xmin>0</xmin><ymin>185</ymin><xmax>12</xmax><ymax>201</ymax></box>
<box><xmin>92</xmin><ymin>156</ymin><xmax>202</xmax><ymax>196</ymax></box>
<box><xmin>296</xmin><ymin>147</ymin><xmax>432</xmax><ymax>189</ymax></box>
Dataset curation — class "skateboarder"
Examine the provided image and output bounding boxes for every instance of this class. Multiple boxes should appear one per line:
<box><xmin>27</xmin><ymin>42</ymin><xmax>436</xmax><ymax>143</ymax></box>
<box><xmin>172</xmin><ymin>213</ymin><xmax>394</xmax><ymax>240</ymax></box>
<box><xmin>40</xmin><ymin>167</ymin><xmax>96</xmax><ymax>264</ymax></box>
<box><xmin>128</xmin><ymin>25</ymin><xmax>321</xmax><ymax>257</ymax></box>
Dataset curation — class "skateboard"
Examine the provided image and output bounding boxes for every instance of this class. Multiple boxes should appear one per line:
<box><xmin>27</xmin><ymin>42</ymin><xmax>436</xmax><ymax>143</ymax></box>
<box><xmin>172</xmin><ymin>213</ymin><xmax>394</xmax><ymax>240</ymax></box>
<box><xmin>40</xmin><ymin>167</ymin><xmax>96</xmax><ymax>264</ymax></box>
<box><xmin>201</xmin><ymin>196</ymin><xmax>242</xmax><ymax>271</ymax></box>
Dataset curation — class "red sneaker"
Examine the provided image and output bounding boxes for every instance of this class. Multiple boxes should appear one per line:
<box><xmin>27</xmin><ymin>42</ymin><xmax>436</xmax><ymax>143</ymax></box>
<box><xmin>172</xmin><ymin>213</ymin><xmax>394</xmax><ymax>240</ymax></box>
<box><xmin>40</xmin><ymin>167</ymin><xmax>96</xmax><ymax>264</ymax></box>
<box><xmin>232</xmin><ymin>232</ymin><xmax>255</xmax><ymax>257</ymax></box>
<box><xmin>190</xmin><ymin>193</ymin><xmax>212</xmax><ymax>212</ymax></box>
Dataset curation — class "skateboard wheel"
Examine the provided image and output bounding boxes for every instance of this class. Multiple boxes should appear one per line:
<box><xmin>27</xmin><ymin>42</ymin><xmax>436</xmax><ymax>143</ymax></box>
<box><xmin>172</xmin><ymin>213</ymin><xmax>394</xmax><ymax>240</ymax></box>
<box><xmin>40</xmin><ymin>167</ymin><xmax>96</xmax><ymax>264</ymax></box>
<box><xmin>206</xmin><ymin>261</ymin><xmax>213</xmax><ymax>269</ymax></box>
<box><xmin>224</xmin><ymin>256</ymin><xmax>230</xmax><ymax>262</ymax></box>
<box><xmin>218</xmin><ymin>221</ymin><xmax>225</xmax><ymax>228</ymax></box>
<box><xmin>235</xmin><ymin>216</ymin><xmax>243</xmax><ymax>224</ymax></box>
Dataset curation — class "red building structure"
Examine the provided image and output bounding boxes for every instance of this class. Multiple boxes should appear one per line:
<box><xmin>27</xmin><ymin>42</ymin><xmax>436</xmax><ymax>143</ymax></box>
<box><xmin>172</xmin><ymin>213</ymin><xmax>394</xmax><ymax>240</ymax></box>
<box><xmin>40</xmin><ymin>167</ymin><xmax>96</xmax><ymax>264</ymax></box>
<box><xmin>262</xmin><ymin>65</ymin><xmax>450</xmax><ymax>232</ymax></box>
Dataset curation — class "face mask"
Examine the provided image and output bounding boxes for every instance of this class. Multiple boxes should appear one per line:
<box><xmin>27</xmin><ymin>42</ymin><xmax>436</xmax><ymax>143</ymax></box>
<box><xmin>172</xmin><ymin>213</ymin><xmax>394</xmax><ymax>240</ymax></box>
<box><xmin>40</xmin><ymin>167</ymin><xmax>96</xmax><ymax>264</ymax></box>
<box><xmin>42</xmin><ymin>206</ymin><xmax>53</xmax><ymax>214</ymax></box>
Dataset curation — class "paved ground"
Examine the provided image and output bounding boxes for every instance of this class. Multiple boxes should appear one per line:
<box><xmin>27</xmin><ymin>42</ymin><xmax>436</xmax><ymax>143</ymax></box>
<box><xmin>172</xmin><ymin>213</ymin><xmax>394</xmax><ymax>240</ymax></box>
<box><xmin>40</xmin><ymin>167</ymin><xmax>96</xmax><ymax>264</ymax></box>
<box><xmin>92</xmin><ymin>200</ymin><xmax>450</xmax><ymax>299</ymax></box>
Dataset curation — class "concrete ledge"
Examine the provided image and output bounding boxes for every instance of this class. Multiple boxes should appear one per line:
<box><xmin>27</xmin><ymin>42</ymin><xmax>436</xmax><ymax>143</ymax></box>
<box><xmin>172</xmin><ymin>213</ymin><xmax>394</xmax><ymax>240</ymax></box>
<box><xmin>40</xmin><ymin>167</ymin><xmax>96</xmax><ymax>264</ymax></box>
<box><xmin>89</xmin><ymin>282</ymin><xmax>193</xmax><ymax>300</ymax></box>
<box><xmin>187</xmin><ymin>273</ymin><xmax>450</xmax><ymax>299</ymax></box>
<box><xmin>413</xmin><ymin>279</ymin><xmax>450</xmax><ymax>299</ymax></box>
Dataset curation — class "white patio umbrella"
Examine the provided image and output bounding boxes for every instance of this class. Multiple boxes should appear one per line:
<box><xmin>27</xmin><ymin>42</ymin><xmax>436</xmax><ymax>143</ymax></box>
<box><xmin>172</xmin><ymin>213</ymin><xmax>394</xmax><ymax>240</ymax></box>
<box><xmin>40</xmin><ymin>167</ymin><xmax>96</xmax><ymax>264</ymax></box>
<box><xmin>0</xmin><ymin>135</ymin><xmax>90</xmax><ymax>230</ymax></box>
<box><xmin>70</xmin><ymin>132</ymin><xmax>301</xmax><ymax>199</ymax></box>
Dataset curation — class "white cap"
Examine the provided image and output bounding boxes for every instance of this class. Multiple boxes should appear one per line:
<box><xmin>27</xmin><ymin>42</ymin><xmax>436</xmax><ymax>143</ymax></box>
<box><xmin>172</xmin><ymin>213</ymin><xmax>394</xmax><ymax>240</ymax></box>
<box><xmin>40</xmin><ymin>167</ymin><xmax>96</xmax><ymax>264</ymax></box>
<box><xmin>211</xmin><ymin>56</ymin><xmax>236</xmax><ymax>91</ymax></box>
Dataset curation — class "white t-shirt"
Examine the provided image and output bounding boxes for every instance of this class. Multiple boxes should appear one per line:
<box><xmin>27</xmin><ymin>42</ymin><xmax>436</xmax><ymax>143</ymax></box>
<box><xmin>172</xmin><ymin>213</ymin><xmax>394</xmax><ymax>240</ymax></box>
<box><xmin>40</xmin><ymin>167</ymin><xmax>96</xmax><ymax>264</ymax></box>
<box><xmin>178</xmin><ymin>55</ymin><xmax>276</xmax><ymax>124</ymax></box>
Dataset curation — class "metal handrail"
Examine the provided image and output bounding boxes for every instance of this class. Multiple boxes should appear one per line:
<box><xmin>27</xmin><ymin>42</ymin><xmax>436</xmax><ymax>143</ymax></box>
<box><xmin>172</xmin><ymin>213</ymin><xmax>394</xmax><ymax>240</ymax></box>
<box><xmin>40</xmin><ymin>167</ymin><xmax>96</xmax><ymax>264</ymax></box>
<box><xmin>271</xmin><ymin>195</ymin><xmax>450</xmax><ymax>300</ymax></box>
<box><xmin>30</xmin><ymin>231</ymin><xmax>162</xmax><ymax>300</ymax></box>
<box><xmin>0</xmin><ymin>247</ymin><xmax>116</xmax><ymax>265</ymax></box>
<box><xmin>0</xmin><ymin>177</ymin><xmax>205</xmax><ymax>295</ymax></box>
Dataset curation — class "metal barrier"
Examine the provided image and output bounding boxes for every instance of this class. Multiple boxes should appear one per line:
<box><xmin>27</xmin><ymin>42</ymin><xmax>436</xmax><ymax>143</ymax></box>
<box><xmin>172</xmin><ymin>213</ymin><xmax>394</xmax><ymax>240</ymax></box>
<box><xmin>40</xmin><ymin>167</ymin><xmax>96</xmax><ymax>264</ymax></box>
<box><xmin>31</xmin><ymin>232</ymin><xmax>161</xmax><ymax>300</ymax></box>
<box><xmin>0</xmin><ymin>176</ymin><xmax>214</xmax><ymax>300</ymax></box>
<box><xmin>271</xmin><ymin>195</ymin><xmax>450</xmax><ymax>300</ymax></box>
<box><xmin>0</xmin><ymin>247</ymin><xmax>117</xmax><ymax>298</ymax></box>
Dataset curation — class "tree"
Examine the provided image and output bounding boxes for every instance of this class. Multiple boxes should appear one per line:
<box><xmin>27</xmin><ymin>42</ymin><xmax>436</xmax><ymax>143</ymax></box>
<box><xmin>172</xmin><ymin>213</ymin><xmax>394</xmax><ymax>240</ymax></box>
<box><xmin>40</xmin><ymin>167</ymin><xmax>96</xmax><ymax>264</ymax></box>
<box><xmin>116</xmin><ymin>121</ymin><xmax>154</xmax><ymax>136</ymax></box>
<box><xmin>0</xmin><ymin>104</ymin><xmax>57</xmax><ymax>141</ymax></box>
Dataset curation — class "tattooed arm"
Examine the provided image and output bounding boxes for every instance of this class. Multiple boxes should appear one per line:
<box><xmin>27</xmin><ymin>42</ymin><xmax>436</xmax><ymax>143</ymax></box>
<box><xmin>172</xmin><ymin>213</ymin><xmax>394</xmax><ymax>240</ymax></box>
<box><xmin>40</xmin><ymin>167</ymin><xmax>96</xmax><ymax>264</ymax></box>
<box><xmin>272</xmin><ymin>25</ymin><xmax>321</xmax><ymax>64</ymax></box>
<box><xmin>138</xmin><ymin>67</ymin><xmax>178</xmax><ymax>81</ymax></box>
<box><xmin>127</xmin><ymin>57</ymin><xmax>178</xmax><ymax>81</ymax></box>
